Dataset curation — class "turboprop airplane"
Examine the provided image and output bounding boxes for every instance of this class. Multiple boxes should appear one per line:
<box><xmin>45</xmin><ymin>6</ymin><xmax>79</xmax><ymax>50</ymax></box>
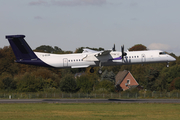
<box><xmin>6</xmin><ymin>35</ymin><xmax>176</xmax><ymax>74</ymax></box>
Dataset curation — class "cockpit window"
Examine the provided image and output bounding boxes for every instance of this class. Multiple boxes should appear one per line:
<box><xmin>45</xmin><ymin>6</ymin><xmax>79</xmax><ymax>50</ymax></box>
<box><xmin>159</xmin><ymin>52</ymin><xmax>166</xmax><ymax>55</ymax></box>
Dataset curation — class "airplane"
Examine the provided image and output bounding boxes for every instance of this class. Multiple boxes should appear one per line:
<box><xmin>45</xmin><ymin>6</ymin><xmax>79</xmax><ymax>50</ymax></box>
<box><xmin>6</xmin><ymin>35</ymin><xmax>176</xmax><ymax>74</ymax></box>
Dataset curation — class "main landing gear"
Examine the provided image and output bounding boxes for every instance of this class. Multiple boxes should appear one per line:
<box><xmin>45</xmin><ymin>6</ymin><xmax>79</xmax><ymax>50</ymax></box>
<box><xmin>98</xmin><ymin>61</ymin><xmax>103</xmax><ymax>74</ymax></box>
<box><xmin>167</xmin><ymin>62</ymin><xmax>169</xmax><ymax>67</ymax></box>
<box><xmin>90</xmin><ymin>67</ymin><xmax>94</xmax><ymax>73</ymax></box>
<box><xmin>89</xmin><ymin>62</ymin><xmax>103</xmax><ymax>74</ymax></box>
<box><xmin>90</xmin><ymin>67</ymin><xmax>103</xmax><ymax>74</ymax></box>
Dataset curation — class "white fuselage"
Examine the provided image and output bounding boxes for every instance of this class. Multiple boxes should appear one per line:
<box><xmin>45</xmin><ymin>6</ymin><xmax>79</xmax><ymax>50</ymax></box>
<box><xmin>35</xmin><ymin>50</ymin><xmax>176</xmax><ymax>68</ymax></box>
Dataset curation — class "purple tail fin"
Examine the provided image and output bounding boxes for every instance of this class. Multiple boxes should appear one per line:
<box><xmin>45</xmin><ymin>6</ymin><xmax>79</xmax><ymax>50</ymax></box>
<box><xmin>5</xmin><ymin>35</ymin><xmax>37</xmax><ymax>60</ymax></box>
<box><xmin>5</xmin><ymin>35</ymin><xmax>51</xmax><ymax>67</ymax></box>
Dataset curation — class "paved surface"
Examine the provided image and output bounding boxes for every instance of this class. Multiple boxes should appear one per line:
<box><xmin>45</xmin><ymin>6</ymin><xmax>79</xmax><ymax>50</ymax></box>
<box><xmin>0</xmin><ymin>99</ymin><xmax>180</xmax><ymax>103</ymax></box>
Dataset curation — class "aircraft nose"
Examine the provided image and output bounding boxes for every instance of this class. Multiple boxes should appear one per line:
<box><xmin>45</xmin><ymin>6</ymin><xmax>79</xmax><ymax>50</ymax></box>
<box><xmin>168</xmin><ymin>56</ymin><xmax>176</xmax><ymax>62</ymax></box>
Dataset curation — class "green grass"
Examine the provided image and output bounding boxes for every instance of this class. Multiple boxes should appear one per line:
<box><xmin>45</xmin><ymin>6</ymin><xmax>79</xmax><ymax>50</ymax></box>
<box><xmin>0</xmin><ymin>103</ymin><xmax>180</xmax><ymax>120</ymax></box>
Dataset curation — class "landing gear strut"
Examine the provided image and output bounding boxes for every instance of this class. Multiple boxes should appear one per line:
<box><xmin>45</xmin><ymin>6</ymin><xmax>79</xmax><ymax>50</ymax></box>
<box><xmin>98</xmin><ymin>62</ymin><xmax>103</xmax><ymax>74</ymax></box>
<box><xmin>98</xmin><ymin>69</ymin><xmax>102</xmax><ymax>74</ymax></box>
<box><xmin>167</xmin><ymin>62</ymin><xmax>169</xmax><ymax>67</ymax></box>
<box><xmin>89</xmin><ymin>62</ymin><xmax>103</xmax><ymax>74</ymax></box>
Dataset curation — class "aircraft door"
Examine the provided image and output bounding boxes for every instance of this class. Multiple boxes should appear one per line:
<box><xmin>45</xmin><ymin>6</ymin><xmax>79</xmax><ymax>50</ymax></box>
<box><xmin>63</xmin><ymin>58</ymin><xmax>68</xmax><ymax>67</ymax></box>
<box><xmin>141</xmin><ymin>54</ymin><xmax>146</xmax><ymax>62</ymax></box>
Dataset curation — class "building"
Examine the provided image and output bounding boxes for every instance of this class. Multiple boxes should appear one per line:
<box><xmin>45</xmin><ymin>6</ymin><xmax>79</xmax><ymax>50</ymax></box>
<box><xmin>115</xmin><ymin>70</ymin><xmax>139</xmax><ymax>91</ymax></box>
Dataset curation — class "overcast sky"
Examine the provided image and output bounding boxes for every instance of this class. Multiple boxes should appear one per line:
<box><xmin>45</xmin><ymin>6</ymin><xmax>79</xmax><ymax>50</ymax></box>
<box><xmin>1</xmin><ymin>0</ymin><xmax>180</xmax><ymax>55</ymax></box>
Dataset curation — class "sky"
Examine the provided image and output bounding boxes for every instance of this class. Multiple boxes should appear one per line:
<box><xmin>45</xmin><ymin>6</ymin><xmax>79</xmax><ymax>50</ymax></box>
<box><xmin>1</xmin><ymin>0</ymin><xmax>180</xmax><ymax>55</ymax></box>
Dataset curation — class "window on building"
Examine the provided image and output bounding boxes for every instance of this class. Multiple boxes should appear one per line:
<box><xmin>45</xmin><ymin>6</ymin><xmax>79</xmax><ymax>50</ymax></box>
<box><xmin>127</xmin><ymin>79</ymin><xmax>130</xmax><ymax>84</ymax></box>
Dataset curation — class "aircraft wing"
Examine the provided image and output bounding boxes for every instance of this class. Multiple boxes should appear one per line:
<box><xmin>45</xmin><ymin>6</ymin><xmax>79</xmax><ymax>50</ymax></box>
<box><xmin>83</xmin><ymin>50</ymin><xmax>112</xmax><ymax>62</ymax></box>
<box><xmin>94</xmin><ymin>50</ymin><xmax>111</xmax><ymax>57</ymax></box>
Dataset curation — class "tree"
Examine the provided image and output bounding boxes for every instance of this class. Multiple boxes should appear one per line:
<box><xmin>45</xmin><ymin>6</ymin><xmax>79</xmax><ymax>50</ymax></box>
<box><xmin>16</xmin><ymin>73</ymin><xmax>44</xmax><ymax>92</ymax></box>
<box><xmin>60</xmin><ymin>74</ymin><xmax>77</xmax><ymax>93</ymax></box>
<box><xmin>131</xmin><ymin>64</ymin><xmax>146</xmax><ymax>86</ymax></box>
<box><xmin>34</xmin><ymin>45</ymin><xmax>56</xmax><ymax>53</ymax></box>
<box><xmin>97</xmin><ymin>80</ymin><xmax>115</xmax><ymax>92</ymax></box>
<box><xmin>0</xmin><ymin>73</ymin><xmax>16</xmax><ymax>91</ymax></box>
<box><xmin>101</xmin><ymin>70</ymin><xmax>115</xmax><ymax>84</ymax></box>
<box><xmin>175</xmin><ymin>77</ymin><xmax>180</xmax><ymax>90</ymax></box>
<box><xmin>128</xmin><ymin>44</ymin><xmax>147</xmax><ymax>51</ymax></box>
<box><xmin>74</xmin><ymin>47</ymin><xmax>84</xmax><ymax>53</ymax></box>
<box><xmin>145</xmin><ymin>67</ymin><xmax>160</xmax><ymax>91</ymax></box>
<box><xmin>86</xmin><ymin>47</ymin><xmax>104</xmax><ymax>51</ymax></box>
<box><xmin>76</xmin><ymin>75</ymin><xmax>97</xmax><ymax>93</ymax></box>
<box><xmin>34</xmin><ymin>45</ymin><xmax>72</xmax><ymax>54</ymax></box>
<box><xmin>0</xmin><ymin>46</ymin><xmax>18</xmax><ymax>76</ymax></box>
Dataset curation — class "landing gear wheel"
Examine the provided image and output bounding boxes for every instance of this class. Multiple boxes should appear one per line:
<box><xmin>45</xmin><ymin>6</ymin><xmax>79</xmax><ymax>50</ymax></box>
<box><xmin>90</xmin><ymin>68</ymin><xmax>94</xmax><ymax>73</ymax></box>
<box><xmin>98</xmin><ymin>69</ymin><xmax>102</xmax><ymax>74</ymax></box>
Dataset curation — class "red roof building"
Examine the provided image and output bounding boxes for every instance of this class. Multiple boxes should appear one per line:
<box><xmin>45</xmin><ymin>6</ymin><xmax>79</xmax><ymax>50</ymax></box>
<box><xmin>115</xmin><ymin>70</ymin><xmax>139</xmax><ymax>91</ymax></box>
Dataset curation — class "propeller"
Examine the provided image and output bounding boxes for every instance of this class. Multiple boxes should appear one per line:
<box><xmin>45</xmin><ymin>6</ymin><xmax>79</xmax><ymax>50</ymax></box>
<box><xmin>112</xmin><ymin>44</ymin><xmax>116</xmax><ymax>51</ymax></box>
<box><xmin>121</xmin><ymin>45</ymin><xmax>127</xmax><ymax>61</ymax></box>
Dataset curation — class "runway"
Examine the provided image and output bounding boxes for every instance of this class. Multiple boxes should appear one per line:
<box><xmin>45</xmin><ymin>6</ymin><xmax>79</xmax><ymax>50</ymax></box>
<box><xmin>0</xmin><ymin>99</ymin><xmax>180</xmax><ymax>103</ymax></box>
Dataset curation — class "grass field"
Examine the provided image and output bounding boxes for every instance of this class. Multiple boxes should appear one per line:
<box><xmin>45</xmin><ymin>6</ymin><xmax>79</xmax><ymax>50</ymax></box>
<box><xmin>0</xmin><ymin>103</ymin><xmax>180</xmax><ymax>120</ymax></box>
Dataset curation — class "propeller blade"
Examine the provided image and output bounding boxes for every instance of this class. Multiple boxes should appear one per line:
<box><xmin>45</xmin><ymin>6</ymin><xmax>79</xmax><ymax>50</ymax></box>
<box><xmin>112</xmin><ymin>44</ymin><xmax>116</xmax><ymax>51</ymax></box>
<box><xmin>121</xmin><ymin>45</ymin><xmax>127</xmax><ymax>61</ymax></box>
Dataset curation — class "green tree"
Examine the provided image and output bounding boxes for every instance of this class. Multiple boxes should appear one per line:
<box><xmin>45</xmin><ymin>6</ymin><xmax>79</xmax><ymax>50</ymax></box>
<box><xmin>34</xmin><ymin>45</ymin><xmax>73</xmax><ymax>54</ymax></box>
<box><xmin>16</xmin><ymin>73</ymin><xmax>44</xmax><ymax>92</ymax></box>
<box><xmin>131</xmin><ymin>64</ymin><xmax>146</xmax><ymax>87</ymax></box>
<box><xmin>0</xmin><ymin>46</ymin><xmax>18</xmax><ymax>76</ymax></box>
<box><xmin>175</xmin><ymin>77</ymin><xmax>180</xmax><ymax>90</ymax></box>
<box><xmin>34</xmin><ymin>45</ymin><xmax>55</xmax><ymax>53</ymax></box>
<box><xmin>101</xmin><ymin>70</ymin><xmax>115</xmax><ymax>84</ymax></box>
<box><xmin>145</xmin><ymin>67</ymin><xmax>160</xmax><ymax>91</ymax></box>
<box><xmin>0</xmin><ymin>73</ymin><xmax>16</xmax><ymax>91</ymax></box>
<box><xmin>97</xmin><ymin>80</ymin><xmax>115</xmax><ymax>92</ymax></box>
<box><xmin>74</xmin><ymin>47</ymin><xmax>84</xmax><ymax>53</ymax></box>
<box><xmin>86</xmin><ymin>47</ymin><xmax>104</xmax><ymax>51</ymax></box>
<box><xmin>60</xmin><ymin>74</ymin><xmax>77</xmax><ymax>93</ymax></box>
<box><xmin>76</xmin><ymin>75</ymin><xmax>97</xmax><ymax>93</ymax></box>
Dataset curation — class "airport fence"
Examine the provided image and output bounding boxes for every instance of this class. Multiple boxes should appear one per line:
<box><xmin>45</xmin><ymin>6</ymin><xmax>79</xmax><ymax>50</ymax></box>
<box><xmin>0</xmin><ymin>91</ymin><xmax>180</xmax><ymax>99</ymax></box>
